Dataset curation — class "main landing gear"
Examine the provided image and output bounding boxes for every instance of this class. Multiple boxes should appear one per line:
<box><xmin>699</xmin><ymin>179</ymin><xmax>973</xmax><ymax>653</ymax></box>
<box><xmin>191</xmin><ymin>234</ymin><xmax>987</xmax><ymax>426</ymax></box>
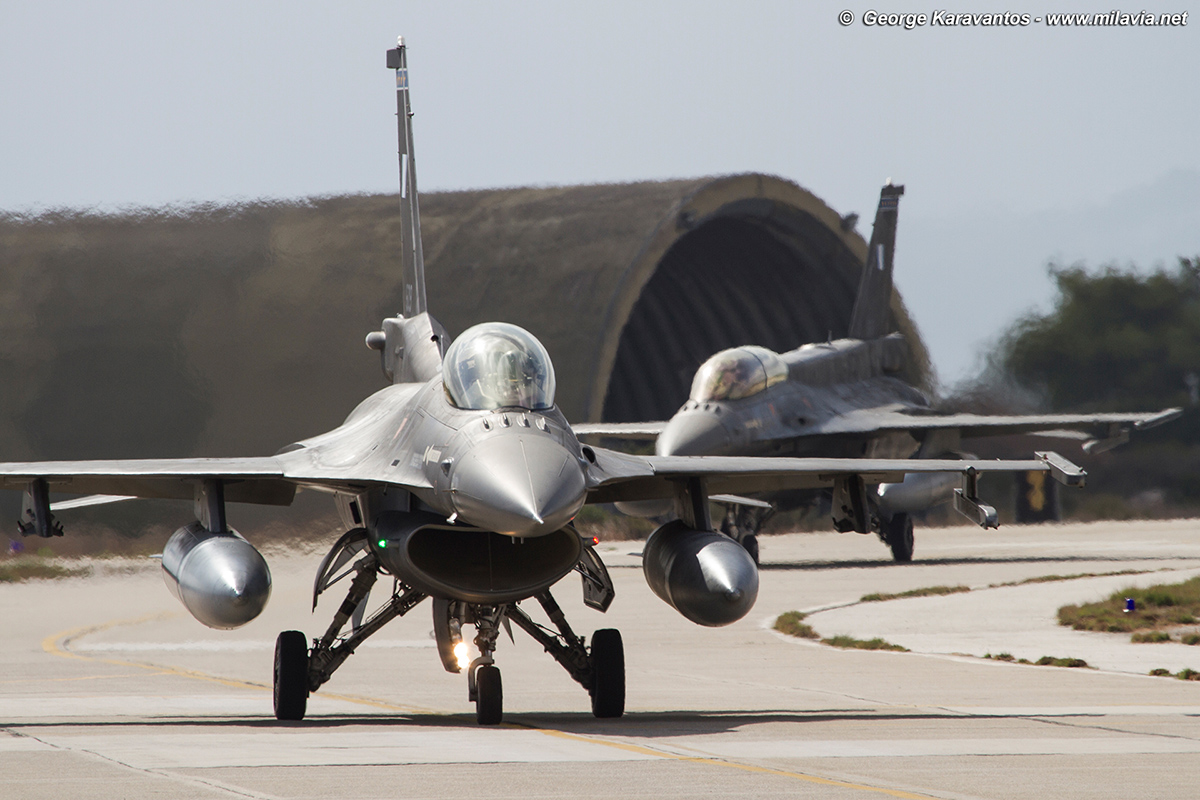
<box><xmin>272</xmin><ymin>528</ymin><xmax>623</xmax><ymax>726</ymax></box>
<box><xmin>882</xmin><ymin>512</ymin><xmax>915</xmax><ymax>562</ymax></box>
<box><xmin>831</xmin><ymin>475</ymin><xmax>917</xmax><ymax>563</ymax></box>
<box><xmin>717</xmin><ymin>499</ymin><xmax>775</xmax><ymax>566</ymax></box>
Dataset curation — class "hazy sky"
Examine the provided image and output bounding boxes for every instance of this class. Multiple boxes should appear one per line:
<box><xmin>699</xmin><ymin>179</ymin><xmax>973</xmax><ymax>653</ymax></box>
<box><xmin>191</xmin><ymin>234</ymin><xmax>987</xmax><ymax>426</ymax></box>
<box><xmin>4</xmin><ymin>2</ymin><xmax>1198</xmax><ymax>388</ymax></box>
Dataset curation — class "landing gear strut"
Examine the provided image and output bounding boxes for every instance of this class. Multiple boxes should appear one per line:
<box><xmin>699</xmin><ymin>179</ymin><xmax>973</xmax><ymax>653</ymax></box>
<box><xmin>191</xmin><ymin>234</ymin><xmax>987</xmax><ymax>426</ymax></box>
<box><xmin>274</xmin><ymin>528</ymin><xmax>624</xmax><ymax>725</ymax></box>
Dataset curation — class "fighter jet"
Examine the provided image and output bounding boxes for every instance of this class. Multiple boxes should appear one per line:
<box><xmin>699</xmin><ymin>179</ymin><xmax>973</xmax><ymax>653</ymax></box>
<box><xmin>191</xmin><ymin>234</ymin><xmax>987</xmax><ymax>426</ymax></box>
<box><xmin>1</xmin><ymin>41</ymin><xmax>1088</xmax><ymax>725</ymax></box>
<box><xmin>576</xmin><ymin>184</ymin><xmax>1180</xmax><ymax>563</ymax></box>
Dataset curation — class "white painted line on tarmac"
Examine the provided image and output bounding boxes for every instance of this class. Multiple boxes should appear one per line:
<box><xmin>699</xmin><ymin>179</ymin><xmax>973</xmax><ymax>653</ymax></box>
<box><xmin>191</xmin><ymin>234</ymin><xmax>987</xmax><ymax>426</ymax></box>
<box><xmin>0</xmin><ymin>694</ymin><xmax>367</xmax><ymax>719</ymax></box>
<box><xmin>938</xmin><ymin>705</ymin><xmax>1200</xmax><ymax>716</ymax></box>
<box><xmin>23</xmin><ymin>723</ymin><xmax>1200</xmax><ymax>770</ymax></box>
<box><xmin>659</xmin><ymin>735</ymin><xmax>1200</xmax><ymax>759</ymax></box>
<box><xmin>29</xmin><ymin>729</ymin><xmax>660</xmax><ymax>768</ymax></box>
<box><xmin>72</xmin><ymin>639</ymin><xmax>435</xmax><ymax>652</ymax></box>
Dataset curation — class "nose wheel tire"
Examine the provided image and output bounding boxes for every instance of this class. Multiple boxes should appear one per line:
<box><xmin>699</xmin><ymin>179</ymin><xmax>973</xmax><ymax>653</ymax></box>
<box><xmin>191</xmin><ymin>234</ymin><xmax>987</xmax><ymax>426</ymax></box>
<box><xmin>274</xmin><ymin>630</ymin><xmax>309</xmax><ymax>721</ymax></box>
<box><xmin>589</xmin><ymin>628</ymin><xmax>625</xmax><ymax>718</ymax></box>
<box><xmin>885</xmin><ymin>513</ymin><xmax>914</xmax><ymax>562</ymax></box>
<box><xmin>475</xmin><ymin>665</ymin><xmax>503</xmax><ymax>725</ymax></box>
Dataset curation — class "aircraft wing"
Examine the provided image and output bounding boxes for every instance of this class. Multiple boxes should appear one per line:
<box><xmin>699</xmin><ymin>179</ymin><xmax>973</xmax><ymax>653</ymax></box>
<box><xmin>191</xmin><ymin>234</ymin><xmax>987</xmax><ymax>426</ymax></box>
<box><xmin>571</xmin><ymin>421</ymin><xmax>665</xmax><ymax>440</ymax></box>
<box><xmin>807</xmin><ymin>407</ymin><xmax>1182</xmax><ymax>452</ymax></box>
<box><xmin>0</xmin><ymin>457</ymin><xmax>297</xmax><ymax>505</ymax></box>
<box><xmin>583</xmin><ymin>447</ymin><xmax>1084</xmax><ymax>504</ymax></box>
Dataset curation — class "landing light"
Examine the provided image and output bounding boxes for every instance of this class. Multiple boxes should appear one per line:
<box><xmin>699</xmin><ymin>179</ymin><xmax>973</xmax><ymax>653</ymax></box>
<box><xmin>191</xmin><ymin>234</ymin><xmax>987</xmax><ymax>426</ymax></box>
<box><xmin>453</xmin><ymin>641</ymin><xmax>471</xmax><ymax>671</ymax></box>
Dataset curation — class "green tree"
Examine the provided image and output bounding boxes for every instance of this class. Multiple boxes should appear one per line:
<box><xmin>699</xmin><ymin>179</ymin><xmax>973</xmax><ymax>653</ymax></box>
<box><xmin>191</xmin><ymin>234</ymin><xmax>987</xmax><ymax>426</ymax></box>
<box><xmin>977</xmin><ymin>257</ymin><xmax>1200</xmax><ymax>510</ymax></box>
<box><xmin>1001</xmin><ymin>257</ymin><xmax>1200</xmax><ymax>420</ymax></box>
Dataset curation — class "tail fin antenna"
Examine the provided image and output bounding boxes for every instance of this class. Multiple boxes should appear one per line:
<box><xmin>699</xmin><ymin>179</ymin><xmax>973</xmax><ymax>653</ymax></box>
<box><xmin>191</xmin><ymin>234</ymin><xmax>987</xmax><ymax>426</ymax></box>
<box><xmin>387</xmin><ymin>38</ymin><xmax>427</xmax><ymax>317</ymax></box>
<box><xmin>847</xmin><ymin>182</ymin><xmax>904</xmax><ymax>340</ymax></box>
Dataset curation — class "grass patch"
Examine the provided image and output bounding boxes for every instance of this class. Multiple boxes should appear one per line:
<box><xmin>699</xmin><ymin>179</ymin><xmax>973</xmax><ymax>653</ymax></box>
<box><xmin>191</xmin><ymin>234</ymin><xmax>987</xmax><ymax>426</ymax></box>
<box><xmin>1058</xmin><ymin>576</ymin><xmax>1200</xmax><ymax>633</ymax></box>
<box><xmin>1183</xmin><ymin>634</ymin><xmax>1200</xmax><ymax>646</ymax></box>
<box><xmin>989</xmin><ymin>569</ymin><xmax>1151</xmax><ymax>588</ymax></box>
<box><xmin>860</xmin><ymin>585</ymin><xmax>971</xmax><ymax>603</ymax></box>
<box><xmin>774</xmin><ymin>611</ymin><xmax>819</xmax><ymax>639</ymax></box>
<box><xmin>774</xmin><ymin>611</ymin><xmax>909</xmax><ymax>652</ymax></box>
<box><xmin>987</xmin><ymin>652</ymin><xmax>1087</xmax><ymax>667</ymax></box>
<box><xmin>0</xmin><ymin>558</ymin><xmax>90</xmax><ymax>583</ymax></box>
<box><xmin>1035</xmin><ymin>656</ymin><xmax>1090</xmax><ymax>668</ymax></box>
<box><xmin>1131</xmin><ymin>631</ymin><xmax>1173</xmax><ymax>643</ymax></box>
<box><xmin>1148</xmin><ymin>667</ymin><xmax>1200</xmax><ymax>680</ymax></box>
<box><xmin>821</xmin><ymin>635</ymin><xmax>909</xmax><ymax>652</ymax></box>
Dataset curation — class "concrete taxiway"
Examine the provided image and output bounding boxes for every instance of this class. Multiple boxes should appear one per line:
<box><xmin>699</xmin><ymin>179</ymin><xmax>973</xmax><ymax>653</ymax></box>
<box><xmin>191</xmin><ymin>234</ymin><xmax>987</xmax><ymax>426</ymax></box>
<box><xmin>4</xmin><ymin>519</ymin><xmax>1200</xmax><ymax>799</ymax></box>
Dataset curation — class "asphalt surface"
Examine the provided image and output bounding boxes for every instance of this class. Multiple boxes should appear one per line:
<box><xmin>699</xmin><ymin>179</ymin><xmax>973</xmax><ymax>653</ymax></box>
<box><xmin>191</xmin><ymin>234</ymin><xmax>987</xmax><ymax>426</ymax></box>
<box><xmin>4</xmin><ymin>519</ymin><xmax>1200</xmax><ymax>799</ymax></box>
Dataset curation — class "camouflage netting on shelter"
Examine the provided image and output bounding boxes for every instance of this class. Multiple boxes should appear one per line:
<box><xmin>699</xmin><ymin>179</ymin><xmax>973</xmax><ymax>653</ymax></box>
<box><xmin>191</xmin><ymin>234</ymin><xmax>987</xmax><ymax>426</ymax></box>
<box><xmin>0</xmin><ymin>174</ymin><xmax>930</xmax><ymax>466</ymax></box>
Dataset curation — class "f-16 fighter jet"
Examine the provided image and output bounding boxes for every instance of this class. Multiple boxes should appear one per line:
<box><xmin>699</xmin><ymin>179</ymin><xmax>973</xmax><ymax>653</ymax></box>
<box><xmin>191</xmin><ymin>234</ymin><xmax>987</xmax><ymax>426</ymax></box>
<box><xmin>0</xmin><ymin>41</ymin><xmax>1088</xmax><ymax>725</ymax></box>
<box><xmin>576</xmin><ymin>184</ymin><xmax>1179</xmax><ymax>564</ymax></box>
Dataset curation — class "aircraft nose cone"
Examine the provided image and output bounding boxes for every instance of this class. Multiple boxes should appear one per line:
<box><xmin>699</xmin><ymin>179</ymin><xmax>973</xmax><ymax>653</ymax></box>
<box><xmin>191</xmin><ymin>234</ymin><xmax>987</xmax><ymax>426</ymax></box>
<box><xmin>451</xmin><ymin>433</ymin><xmax>587</xmax><ymax>537</ymax></box>
<box><xmin>657</xmin><ymin>411</ymin><xmax>731</xmax><ymax>456</ymax></box>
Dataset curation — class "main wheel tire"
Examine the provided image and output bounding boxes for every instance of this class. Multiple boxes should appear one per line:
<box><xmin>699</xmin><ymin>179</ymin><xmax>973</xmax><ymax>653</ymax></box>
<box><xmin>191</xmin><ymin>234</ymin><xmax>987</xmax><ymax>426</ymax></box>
<box><xmin>589</xmin><ymin>628</ymin><xmax>625</xmax><ymax>719</ymax></box>
<box><xmin>274</xmin><ymin>630</ymin><xmax>309</xmax><ymax>721</ymax></box>
<box><xmin>475</xmin><ymin>665</ymin><xmax>503</xmax><ymax>725</ymax></box>
<box><xmin>886</xmin><ymin>513</ymin><xmax>915</xmax><ymax>562</ymax></box>
<box><xmin>741</xmin><ymin>534</ymin><xmax>760</xmax><ymax>566</ymax></box>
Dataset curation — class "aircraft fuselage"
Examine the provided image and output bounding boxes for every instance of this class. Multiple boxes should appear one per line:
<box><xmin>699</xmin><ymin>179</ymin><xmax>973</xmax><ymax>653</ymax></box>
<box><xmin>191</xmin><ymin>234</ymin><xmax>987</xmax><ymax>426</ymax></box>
<box><xmin>657</xmin><ymin>334</ymin><xmax>932</xmax><ymax>461</ymax></box>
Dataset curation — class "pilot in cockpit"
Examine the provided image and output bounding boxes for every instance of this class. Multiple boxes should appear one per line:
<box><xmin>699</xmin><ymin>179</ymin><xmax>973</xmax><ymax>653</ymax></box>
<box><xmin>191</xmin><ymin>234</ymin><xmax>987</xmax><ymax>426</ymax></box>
<box><xmin>443</xmin><ymin>322</ymin><xmax>556</xmax><ymax>411</ymax></box>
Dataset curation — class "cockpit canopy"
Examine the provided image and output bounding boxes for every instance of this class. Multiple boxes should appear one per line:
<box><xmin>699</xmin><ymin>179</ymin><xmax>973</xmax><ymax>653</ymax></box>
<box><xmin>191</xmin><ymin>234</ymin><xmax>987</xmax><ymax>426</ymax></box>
<box><xmin>443</xmin><ymin>322</ymin><xmax>556</xmax><ymax>411</ymax></box>
<box><xmin>689</xmin><ymin>346</ymin><xmax>788</xmax><ymax>402</ymax></box>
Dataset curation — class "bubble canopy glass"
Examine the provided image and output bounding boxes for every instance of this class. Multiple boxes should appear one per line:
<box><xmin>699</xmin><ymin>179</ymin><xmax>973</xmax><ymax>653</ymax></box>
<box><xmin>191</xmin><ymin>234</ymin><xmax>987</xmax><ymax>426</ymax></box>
<box><xmin>443</xmin><ymin>322</ymin><xmax>557</xmax><ymax>411</ymax></box>
<box><xmin>689</xmin><ymin>346</ymin><xmax>787</xmax><ymax>402</ymax></box>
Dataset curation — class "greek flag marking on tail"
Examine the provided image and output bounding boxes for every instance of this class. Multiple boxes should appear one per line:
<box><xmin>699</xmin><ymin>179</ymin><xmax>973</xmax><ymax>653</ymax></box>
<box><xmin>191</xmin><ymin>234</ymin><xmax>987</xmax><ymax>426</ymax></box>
<box><xmin>880</xmin><ymin>196</ymin><xmax>899</xmax><ymax>210</ymax></box>
<box><xmin>396</xmin><ymin>69</ymin><xmax>409</xmax><ymax>89</ymax></box>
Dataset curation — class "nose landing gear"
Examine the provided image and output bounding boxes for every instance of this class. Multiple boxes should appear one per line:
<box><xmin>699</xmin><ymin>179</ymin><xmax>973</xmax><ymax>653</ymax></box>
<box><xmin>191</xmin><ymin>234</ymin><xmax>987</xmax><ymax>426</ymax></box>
<box><xmin>463</xmin><ymin>605</ymin><xmax>506</xmax><ymax>725</ymax></box>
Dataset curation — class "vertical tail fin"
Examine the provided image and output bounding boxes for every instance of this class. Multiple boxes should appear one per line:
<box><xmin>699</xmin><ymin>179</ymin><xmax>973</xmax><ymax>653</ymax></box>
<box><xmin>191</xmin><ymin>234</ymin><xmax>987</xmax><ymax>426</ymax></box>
<box><xmin>387</xmin><ymin>38</ymin><xmax>427</xmax><ymax>317</ymax></box>
<box><xmin>847</xmin><ymin>182</ymin><xmax>904</xmax><ymax>340</ymax></box>
<box><xmin>368</xmin><ymin>39</ymin><xmax>446</xmax><ymax>385</ymax></box>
